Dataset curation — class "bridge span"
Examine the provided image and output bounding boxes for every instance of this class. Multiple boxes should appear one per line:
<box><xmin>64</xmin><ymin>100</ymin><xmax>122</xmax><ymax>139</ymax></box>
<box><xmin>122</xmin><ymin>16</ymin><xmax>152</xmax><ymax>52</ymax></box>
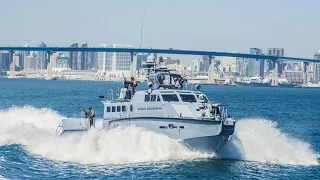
<box><xmin>1</xmin><ymin>46</ymin><xmax>319</xmax><ymax>86</ymax></box>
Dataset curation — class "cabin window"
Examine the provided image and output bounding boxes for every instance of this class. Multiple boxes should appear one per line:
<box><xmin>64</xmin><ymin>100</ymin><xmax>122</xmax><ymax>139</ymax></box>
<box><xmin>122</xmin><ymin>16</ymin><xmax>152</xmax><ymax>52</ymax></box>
<box><xmin>112</xmin><ymin>106</ymin><xmax>116</xmax><ymax>112</ymax></box>
<box><xmin>179</xmin><ymin>94</ymin><xmax>197</xmax><ymax>103</ymax></box>
<box><xmin>161</xmin><ymin>94</ymin><xmax>179</xmax><ymax>102</ymax></box>
<box><xmin>150</xmin><ymin>95</ymin><xmax>157</xmax><ymax>102</ymax></box>
<box><xmin>144</xmin><ymin>95</ymin><xmax>150</xmax><ymax>102</ymax></box>
<box><xmin>106</xmin><ymin>107</ymin><xmax>110</xmax><ymax>112</ymax></box>
<box><xmin>122</xmin><ymin>106</ymin><xmax>126</xmax><ymax>112</ymax></box>
<box><xmin>157</xmin><ymin>95</ymin><xmax>161</xmax><ymax>102</ymax></box>
<box><xmin>117</xmin><ymin>106</ymin><xmax>121</xmax><ymax>112</ymax></box>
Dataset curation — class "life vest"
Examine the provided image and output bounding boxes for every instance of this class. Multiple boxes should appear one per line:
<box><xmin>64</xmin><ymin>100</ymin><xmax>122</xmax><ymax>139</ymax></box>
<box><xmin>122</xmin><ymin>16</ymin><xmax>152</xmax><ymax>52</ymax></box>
<box><xmin>89</xmin><ymin>109</ymin><xmax>95</xmax><ymax>117</ymax></box>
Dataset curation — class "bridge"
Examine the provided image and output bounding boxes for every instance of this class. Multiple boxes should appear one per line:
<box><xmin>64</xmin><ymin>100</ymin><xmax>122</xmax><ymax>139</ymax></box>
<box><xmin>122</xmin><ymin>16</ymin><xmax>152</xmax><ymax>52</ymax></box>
<box><xmin>1</xmin><ymin>46</ymin><xmax>319</xmax><ymax>86</ymax></box>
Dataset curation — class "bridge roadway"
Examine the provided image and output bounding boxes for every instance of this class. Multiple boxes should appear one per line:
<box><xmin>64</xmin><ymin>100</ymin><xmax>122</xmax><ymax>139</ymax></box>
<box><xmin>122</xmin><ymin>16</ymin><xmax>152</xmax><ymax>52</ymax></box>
<box><xmin>1</xmin><ymin>46</ymin><xmax>318</xmax><ymax>86</ymax></box>
<box><xmin>0</xmin><ymin>46</ymin><xmax>319</xmax><ymax>63</ymax></box>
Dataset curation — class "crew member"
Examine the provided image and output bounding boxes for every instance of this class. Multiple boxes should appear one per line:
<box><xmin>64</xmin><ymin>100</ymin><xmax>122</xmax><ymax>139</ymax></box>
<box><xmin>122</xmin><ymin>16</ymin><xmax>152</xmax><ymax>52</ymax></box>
<box><xmin>123</xmin><ymin>77</ymin><xmax>129</xmax><ymax>89</ymax></box>
<box><xmin>131</xmin><ymin>76</ymin><xmax>137</xmax><ymax>95</ymax></box>
<box><xmin>83</xmin><ymin>107</ymin><xmax>95</xmax><ymax>128</ymax></box>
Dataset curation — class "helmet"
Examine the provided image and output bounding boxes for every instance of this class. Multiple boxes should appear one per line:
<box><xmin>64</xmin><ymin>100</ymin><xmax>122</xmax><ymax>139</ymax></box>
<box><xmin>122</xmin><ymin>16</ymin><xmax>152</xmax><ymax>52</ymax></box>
<box><xmin>131</xmin><ymin>76</ymin><xmax>134</xmax><ymax>79</ymax></box>
<box><xmin>89</xmin><ymin>107</ymin><xmax>92</xmax><ymax>110</ymax></box>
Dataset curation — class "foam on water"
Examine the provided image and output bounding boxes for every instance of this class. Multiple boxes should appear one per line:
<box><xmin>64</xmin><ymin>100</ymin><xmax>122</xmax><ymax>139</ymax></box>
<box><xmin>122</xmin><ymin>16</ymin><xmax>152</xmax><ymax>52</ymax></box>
<box><xmin>0</xmin><ymin>106</ymin><xmax>210</xmax><ymax>165</ymax></box>
<box><xmin>0</xmin><ymin>107</ymin><xmax>318</xmax><ymax>165</ymax></box>
<box><xmin>217</xmin><ymin>118</ymin><xmax>319</xmax><ymax>165</ymax></box>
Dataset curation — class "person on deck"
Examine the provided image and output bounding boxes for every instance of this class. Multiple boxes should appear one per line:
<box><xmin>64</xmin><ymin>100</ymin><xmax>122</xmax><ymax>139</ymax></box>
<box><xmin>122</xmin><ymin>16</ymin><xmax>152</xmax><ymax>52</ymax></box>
<box><xmin>83</xmin><ymin>107</ymin><xmax>95</xmax><ymax>128</ymax></box>
<box><xmin>130</xmin><ymin>76</ymin><xmax>138</xmax><ymax>95</ymax></box>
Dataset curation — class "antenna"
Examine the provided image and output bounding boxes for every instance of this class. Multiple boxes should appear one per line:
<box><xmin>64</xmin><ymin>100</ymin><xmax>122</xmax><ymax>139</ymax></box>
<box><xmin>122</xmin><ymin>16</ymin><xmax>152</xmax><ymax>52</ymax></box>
<box><xmin>139</xmin><ymin>0</ymin><xmax>149</xmax><ymax>49</ymax></box>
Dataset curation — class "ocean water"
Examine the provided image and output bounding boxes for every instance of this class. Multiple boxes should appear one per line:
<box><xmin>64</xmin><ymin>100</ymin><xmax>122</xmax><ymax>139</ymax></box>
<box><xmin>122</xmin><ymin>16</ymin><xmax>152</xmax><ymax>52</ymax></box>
<box><xmin>0</xmin><ymin>78</ymin><xmax>319</xmax><ymax>180</ymax></box>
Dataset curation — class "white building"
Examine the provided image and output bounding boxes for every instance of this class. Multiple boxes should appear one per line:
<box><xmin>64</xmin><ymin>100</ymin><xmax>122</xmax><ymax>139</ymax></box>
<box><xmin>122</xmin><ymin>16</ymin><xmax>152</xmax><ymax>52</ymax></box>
<box><xmin>24</xmin><ymin>56</ymin><xmax>37</xmax><ymax>69</ymax></box>
<box><xmin>216</xmin><ymin>56</ymin><xmax>237</xmax><ymax>67</ymax></box>
<box><xmin>192</xmin><ymin>59</ymin><xmax>204</xmax><ymax>72</ymax></box>
<box><xmin>98</xmin><ymin>44</ymin><xmax>133</xmax><ymax>74</ymax></box>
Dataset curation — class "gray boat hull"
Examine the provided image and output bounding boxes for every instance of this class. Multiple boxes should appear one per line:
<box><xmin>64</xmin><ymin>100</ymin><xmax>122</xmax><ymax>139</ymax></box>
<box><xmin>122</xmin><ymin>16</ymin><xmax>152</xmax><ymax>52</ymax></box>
<box><xmin>182</xmin><ymin>135</ymin><xmax>228</xmax><ymax>152</ymax></box>
<box><xmin>57</xmin><ymin>117</ymin><xmax>235</xmax><ymax>153</ymax></box>
<box><xmin>104</xmin><ymin>117</ymin><xmax>235</xmax><ymax>153</ymax></box>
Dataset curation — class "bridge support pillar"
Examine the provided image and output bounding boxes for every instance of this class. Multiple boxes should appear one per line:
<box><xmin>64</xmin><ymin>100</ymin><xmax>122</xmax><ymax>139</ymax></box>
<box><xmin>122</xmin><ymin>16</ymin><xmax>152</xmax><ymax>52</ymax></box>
<box><xmin>271</xmin><ymin>60</ymin><xmax>279</xmax><ymax>86</ymax></box>
<box><xmin>208</xmin><ymin>55</ymin><xmax>213</xmax><ymax>71</ymax></box>
<box><xmin>303</xmin><ymin>62</ymin><xmax>309</xmax><ymax>86</ymax></box>
<box><xmin>130</xmin><ymin>52</ymin><xmax>137</xmax><ymax>78</ymax></box>
<box><xmin>9</xmin><ymin>50</ymin><xmax>15</xmax><ymax>78</ymax></box>
<box><xmin>46</xmin><ymin>51</ymin><xmax>54</xmax><ymax>80</ymax></box>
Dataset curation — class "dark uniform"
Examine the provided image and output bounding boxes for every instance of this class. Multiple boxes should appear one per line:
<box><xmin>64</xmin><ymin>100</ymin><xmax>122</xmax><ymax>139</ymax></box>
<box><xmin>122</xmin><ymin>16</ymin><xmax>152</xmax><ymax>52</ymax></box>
<box><xmin>84</xmin><ymin>107</ymin><xmax>95</xmax><ymax>128</ymax></box>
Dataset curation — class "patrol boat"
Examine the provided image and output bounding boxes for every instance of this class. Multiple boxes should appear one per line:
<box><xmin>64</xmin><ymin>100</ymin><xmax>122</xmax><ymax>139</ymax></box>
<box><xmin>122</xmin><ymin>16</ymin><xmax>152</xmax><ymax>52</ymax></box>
<box><xmin>56</xmin><ymin>58</ymin><xmax>236</xmax><ymax>153</ymax></box>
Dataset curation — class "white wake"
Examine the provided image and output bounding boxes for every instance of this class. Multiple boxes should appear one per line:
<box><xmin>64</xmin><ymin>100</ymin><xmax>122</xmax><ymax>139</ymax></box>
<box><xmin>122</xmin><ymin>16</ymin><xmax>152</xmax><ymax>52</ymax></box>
<box><xmin>0</xmin><ymin>106</ymin><xmax>209</xmax><ymax>165</ymax></box>
<box><xmin>0</xmin><ymin>107</ymin><xmax>318</xmax><ymax>165</ymax></box>
<box><xmin>217</xmin><ymin>118</ymin><xmax>319</xmax><ymax>165</ymax></box>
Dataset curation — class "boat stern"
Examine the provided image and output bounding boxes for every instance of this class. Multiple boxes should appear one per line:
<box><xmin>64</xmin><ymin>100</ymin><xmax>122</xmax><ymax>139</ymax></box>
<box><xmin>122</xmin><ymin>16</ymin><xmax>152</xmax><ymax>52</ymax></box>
<box><xmin>56</xmin><ymin>118</ymin><xmax>89</xmax><ymax>135</ymax></box>
<box><xmin>220</xmin><ymin>118</ymin><xmax>236</xmax><ymax>136</ymax></box>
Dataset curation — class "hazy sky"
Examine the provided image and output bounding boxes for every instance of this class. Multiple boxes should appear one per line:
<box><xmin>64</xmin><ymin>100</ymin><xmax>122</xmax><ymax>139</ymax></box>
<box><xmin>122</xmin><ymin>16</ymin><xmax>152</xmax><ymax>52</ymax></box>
<box><xmin>1</xmin><ymin>0</ymin><xmax>319</xmax><ymax>60</ymax></box>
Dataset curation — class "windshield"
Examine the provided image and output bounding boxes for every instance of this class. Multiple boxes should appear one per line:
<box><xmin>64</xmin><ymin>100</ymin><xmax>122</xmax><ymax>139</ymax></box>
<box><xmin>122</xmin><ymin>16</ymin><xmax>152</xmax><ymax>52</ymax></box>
<box><xmin>179</xmin><ymin>94</ymin><xmax>197</xmax><ymax>103</ymax></box>
<box><xmin>161</xmin><ymin>94</ymin><xmax>179</xmax><ymax>102</ymax></box>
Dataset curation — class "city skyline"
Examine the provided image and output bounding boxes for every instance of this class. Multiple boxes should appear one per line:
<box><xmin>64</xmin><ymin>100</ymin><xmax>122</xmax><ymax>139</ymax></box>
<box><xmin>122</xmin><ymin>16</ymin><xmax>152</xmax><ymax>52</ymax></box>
<box><xmin>0</xmin><ymin>0</ymin><xmax>319</xmax><ymax>62</ymax></box>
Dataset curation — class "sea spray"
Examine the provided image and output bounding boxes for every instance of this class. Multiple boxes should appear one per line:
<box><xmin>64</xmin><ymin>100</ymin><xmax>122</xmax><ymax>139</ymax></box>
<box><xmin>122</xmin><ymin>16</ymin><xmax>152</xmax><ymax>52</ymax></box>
<box><xmin>0</xmin><ymin>107</ymin><xmax>318</xmax><ymax>165</ymax></box>
<box><xmin>0</xmin><ymin>106</ymin><xmax>210</xmax><ymax>164</ymax></box>
<box><xmin>217</xmin><ymin>118</ymin><xmax>319</xmax><ymax>165</ymax></box>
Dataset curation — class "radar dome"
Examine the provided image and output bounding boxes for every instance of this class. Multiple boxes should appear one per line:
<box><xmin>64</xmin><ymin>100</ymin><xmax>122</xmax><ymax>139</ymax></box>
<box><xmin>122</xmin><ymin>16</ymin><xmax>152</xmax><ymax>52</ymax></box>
<box><xmin>147</xmin><ymin>54</ymin><xmax>155</xmax><ymax>63</ymax></box>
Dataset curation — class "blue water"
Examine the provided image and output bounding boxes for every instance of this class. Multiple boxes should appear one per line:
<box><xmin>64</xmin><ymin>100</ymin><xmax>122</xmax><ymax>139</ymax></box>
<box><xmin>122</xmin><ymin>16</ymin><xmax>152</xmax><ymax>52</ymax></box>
<box><xmin>0</xmin><ymin>79</ymin><xmax>319</xmax><ymax>179</ymax></box>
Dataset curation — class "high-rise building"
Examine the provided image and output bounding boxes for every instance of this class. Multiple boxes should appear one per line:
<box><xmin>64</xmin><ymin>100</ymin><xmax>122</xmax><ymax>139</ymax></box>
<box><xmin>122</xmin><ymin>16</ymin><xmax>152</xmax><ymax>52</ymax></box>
<box><xmin>202</xmin><ymin>55</ymin><xmax>209</xmax><ymax>71</ymax></box>
<box><xmin>0</xmin><ymin>51</ymin><xmax>10</xmax><ymax>71</ymax></box>
<box><xmin>314</xmin><ymin>51</ymin><xmax>320</xmax><ymax>82</ymax></box>
<box><xmin>267</xmin><ymin>48</ymin><xmax>285</xmax><ymax>75</ymax></box>
<box><xmin>192</xmin><ymin>59</ymin><xmax>204</xmax><ymax>72</ymax></box>
<box><xmin>136</xmin><ymin>53</ymin><xmax>149</xmax><ymax>70</ymax></box>
<box><xmin>80</xmin><ymin>42</ymin><xmax>88</xmax><ymax>70</ymax></box>
<box><xmin>88</xmin><ymin>52</ymin><xmax>98</xmax><ymax>69</ymax></box>
<box><xmin>69</xmin><ymin>42</ymin><xmax>79</xmax><ymax>70</ymax></box>
<box><xmin>18</xmin><ymin>43</ymin><xmax>31</xmax><ymax>70</ymax></box>
<box><xmin>98</xmin><ymin>44</ymin><xmax>133</xmax><ymax>73</ymax></box>
<box><xmin>24</xmin><ymin>56</ymin><xmax>37</xmax><ymax>69</ymax></box>
<box><xmin>247</xmin><ymin>48</ymin><xmax>264</xmax><ymax>77</ymax></box>
<box><xmin>13</xmin><ymin>55</ymin><xmax>20</xmax><ymax>70</ymax></box>
<box><xmin>37</xmin><ymin>42</ymin><xmax>47</xmax><ymax>69</ymax></box>
<box><xmin>236</xmin><ymin>57</ymin><xmax>248</xmax><ymax>76</ymax></box>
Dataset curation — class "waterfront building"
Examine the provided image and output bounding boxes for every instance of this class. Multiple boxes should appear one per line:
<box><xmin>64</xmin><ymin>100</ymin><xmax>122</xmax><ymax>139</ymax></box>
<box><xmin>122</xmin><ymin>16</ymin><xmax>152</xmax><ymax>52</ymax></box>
<box><xmin>202</xmin><ymin>55</ymin><xmax>210</xmax><ymax>71</ymax></box>
<box><xmin>136</xmin><ymin>53</ymin><xmax>149</xmax><ymax>70</ymax></box>
<box><xmin>80</xmin><ymin>42</ymin><xmax>88</xmax><ymax>70</ymax></box>
<box><xmin>236</xmin><ymin>57</ymin><xmax>248</xmax><ymax>76</ymax></box>
<box><xmin>192</xmin><ymin>59</ymin><xmax>204</xmax><ymax>72</ymax></box>
<box><xmin>13</xmin><ymin>55</ymin><xmax>20</xmax><ymax>70</ymax></box>
<box><xmin>314</xmin><ymin>51</ymin><xmax>320</xmax><ymax>82</ymax></box>
<box><xmin>69</xmin><ymin>42</ymin><xmax>78</xmax><ymax>70</ymax></box>
<box><xmin>87</xmin><ymin>52</ymin><xmax>97</xmax><ymax>69</ymax></box>
<box><xmin>0</xmin><ymin>51</ymin><xmax>10</xmax><ymax>71</ymax></box>
<box><xmin>18</xmin><ymin>43</ymin><xmax>31</xmax><ymax>70</ymax></box>
<box><xmin>247</xmin><ymin>48</ymin><xmax>264</xmax><ymax>77</ymax></box>
<box><xmin>36</xmin><ymin>42</ymin><xmax>47</xmax><ymax>69</ymax></box>
<box><xmin>267</xmin><ymin>48</ymin><xmax>285</xmax><ymax>75</ymax></box>
<box><xmin>24</xmin><ymin>56</ymin><xmax>37</xmax><ymax>69</ymax></box>
<box><xmin>98</xmin><ymin>44</ymin><xmax>133</xmax><ymax>73</ymax></box>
